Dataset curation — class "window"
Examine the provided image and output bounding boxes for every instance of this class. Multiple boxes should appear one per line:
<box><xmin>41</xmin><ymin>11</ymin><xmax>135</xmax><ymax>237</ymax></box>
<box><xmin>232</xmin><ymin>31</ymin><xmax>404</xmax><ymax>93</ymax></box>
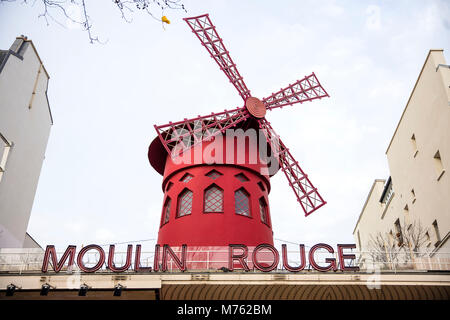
<box><xmin>259</xmin><ymin>197</ymin><xmax>269</xmax><ymax>225</ymax></box>
<box><xmin>0</xmin><ymin>132</ymin><xmax>11</xmax><ymax>182</ymax></box>
<box><xmin>257</xmin><ymin>181</ymin><xmax>265</xmax><ymax>192</ymax></box>
<box><xmin>411</xmin><ymin>134</ymin><xmax>418</xmax><ymax>157</ymax></box>
<box><xmin>425</xmin><ymin>231</ymin><xmax>431</xmax><ymax>247</ymax></box>
<box><xmin>180</xmin><ymin>173</ymin><xmax>193</xmax><ymax>183</ymax></box>
<box><xmin>380</xmin><ymin>177</ymin><xmax>394</xmax><ymax>204</ymax></box>
<box><xmin>394</xmin><ymin>219</ymin><xmax>403</xmax><ymax>246</ymax></box>
<box><xmin>235</xmin><ymin>188</ymin><xmax>250</xmax><ymax>217</ymax></box>
<box><xmin>411</xmin><ymin>189</ymin><xmax>416</xmax><ymax>204</ymax></box>
<box><xmin>235</xmin><ymin>173</ymin><xmax>249</xmax><ymax>182</ymax></box>
<box><xmin>177</xmin><ymin>188</ymin><xmax>193</xmax><ymax>217</ymax></box>
<box><xmin>432</xmin><ymin>220</ymin><xmax>441</xmax><ymax>247</ymax></box>
<box><xmin>204</xmin><ymin>184</ymin><xmax>224</xmax><ymax>213</ymax></box>
<box><xmin>166</xmin><ymin>182</ymin><xmax>174</xmax><ymax>192</ymax></box>
<box><xmin>433</xmin><ymin>150</ymin><xmax>445</xmax><ymax>181</ymax></box>
<box><xmin>205</xmin><ymin>169</ymin><xmax>222</xmax><ymax>180</ymax></box>
<box><xmin>403</xmin><ymin>204</ymin><xmax>409</xmax><ymax>217</ymax></box>
<box><xmin>162</xmin><ymin>197</ymin><xmax>172</xmax><ymax>225</ymax></box>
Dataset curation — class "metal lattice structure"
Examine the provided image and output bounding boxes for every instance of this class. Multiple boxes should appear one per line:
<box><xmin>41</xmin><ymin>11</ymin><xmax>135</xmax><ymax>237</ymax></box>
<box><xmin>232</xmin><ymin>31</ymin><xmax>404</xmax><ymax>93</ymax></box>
<box><xmin>205</xmin><ymin>169</ymin><xmax>222</xmax><ymax>180</ymax></box>
<box><xmin>180</xmin><ymin>173</ymin><xmax>194</xmax><ymax>183</ymax></box>
<box><xmin>154</xmin><ymin>13</ymin><xmax>329</xmax><ymax>216</ymax></box>
<box><xmin>204</xmin><ymin>185</ymin><xmax>224</xmax><ymax>212</ymax></box>
<box><xmin>177</xmin><ymin>189</ymin><xmax>193</xmax><ymax>217</ymax></box>
<box><xmin>163</xmin><ymin>198</ymin><xmax>172</xmax><ymax>224</ymax></box>
<box><xmin>235</xmin><ymin>173</ymin><xmax>249</xmax><ymax>182</ymax></box>
<box><xmin>235</xmin><ymin>188</ymin><xmax>250</xmax><ymax>217</ymax></box>
<box><xmin>259</xmin><ymin>197</ymin><xmax>268</xmax><ymax>224</ymax></box>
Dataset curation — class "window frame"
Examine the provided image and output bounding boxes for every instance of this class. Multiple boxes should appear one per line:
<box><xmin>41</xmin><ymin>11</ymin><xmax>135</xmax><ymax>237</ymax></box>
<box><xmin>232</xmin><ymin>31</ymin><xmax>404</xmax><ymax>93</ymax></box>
<box><xmin>205</xmin><ymin>169</ymin><xmax>223</xmax><ymax>180</ymax></box>
<box><xmin>161</xmin><ymin>196</ymin><xmax>172</xmax><ymax>226</ymax></box>
<box><xmin>177</xmin><ymin>188</ymin><xmax>194</xmax><ymax>218</ymax></box>
<box><xmin>0</xmin><ymin>132</ymin><xmax>12</xmax><ymax>181</ymax></box>
<box><xmin>203</xmin><ymin>183</ymin><xmax>224</xmax><ymax>213</ymax></box>
<box><xmin>259</xmin><ymin>196</ymin><xmax>270</xmax><ymax>227</ymax></box>
<box><xmin>234</xmin><ymin>187</ymin><xmax>251</xmax><ymax>218</ymax></box>
<box><xmin>180</xmin><ymin>173</ymin><xmax>194</xmax><ymax>183</ymax></box>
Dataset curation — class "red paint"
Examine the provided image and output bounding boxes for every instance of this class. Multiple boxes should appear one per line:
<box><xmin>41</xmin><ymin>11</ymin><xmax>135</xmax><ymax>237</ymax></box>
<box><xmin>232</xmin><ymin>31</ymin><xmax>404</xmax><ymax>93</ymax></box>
<box><xmin>108</xmin><ymin>244</ymin><xmax>132</xmax><ymax>272</ymax></box>
<box><xmin>228</xmin><ymin>244</ymin><xmax>250</xmax><ymax>271</ymax></box>
<box><xmin>162</xmin><ymin>244</ymin><xmax>187</xmax><ymax>272</ymax></box>
<box><xmin>252</xmin><ymin>243</ymin><xmax>279</xmax><ymax>272</ymax></box>
<box><xmin>41</xmin><ymin>245</ymin><xmax>76</xmax><ymax>273</ymax></box>
<box><xmin>151</xmin><ymin>13</ymin><xmax>329</xmax><ymax>225</ymax></box>
<box><xmin>309</xmin><ymin>243</ymin><xmax>337</xmax><ymax>272</ymax></box>
<box><xmin>77</xmin><ymin>244</ymin><xmax>105</xmax><ymax>273</ymax></box>
<box><xmin>152</xmin><ymin>135</ymin><xmax>274</xmax><ymax>248</ymax></box>
<box><xmin>337</xmin><ymin>244</ymin><xmax>360</xmax><ymax>272</ymax></box>
<box><xmin>41</xmin><ymin>243</ymin><xmax>359</xmax><ymax>273</ymax></box>
<box><xmin>281</xmin><ymin>244</ymin><xmax>306</xmax><ymax>272</ymax></box>
<box><xmin>134</xmin><ymin>244</ymin><xmax>153</xmax><ymax>272</ymax></box>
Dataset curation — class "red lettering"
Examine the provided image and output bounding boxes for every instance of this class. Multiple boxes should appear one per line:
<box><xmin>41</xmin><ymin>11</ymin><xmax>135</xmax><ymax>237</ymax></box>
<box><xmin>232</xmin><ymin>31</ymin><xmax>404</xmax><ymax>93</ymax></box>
<box><xmin>162</xmin><ymin>244</ymin><xmax>187</xmax><ymax>272</ymax></box>
<box><xmin>281</xmin><ymin>244</ymin><xmax>306</xmax><ymax>272</ymax></box>
<box><xmin>228</xmin><ymin>244</ymin><xmax>250</xmax><ymax>271</ymax></box>
<box><xmin>309</xmin><ymin>243</ymin><xmax>337</xmax><ymax>272</ymax></box>
<box><xmin>41</xmin><ymin>245</ymin><xmax>76</xmax><ymax>273</ymax></box>
<box><xmin>252</xmin><ymin>243</ymin><xmax>279</xmax><ymax>272</ymax></box>
<box><xmin>337</xmin><ymin>244</ymin><xmax>359</xmax><ymax>271</ymax></box>
<box><xmin>108</xmin><ymin>244</ymin><xmax>132</xmax><ymax>272</ymax></box>
<box><xmin>77</xmin><ymin>244</ymin><xmax>105</xmax><ymax>273</ymax></box>
<box><xmin>134</xmin><ymin>244</ymin><xmax>153</xmax><ymax>272</ymax></box>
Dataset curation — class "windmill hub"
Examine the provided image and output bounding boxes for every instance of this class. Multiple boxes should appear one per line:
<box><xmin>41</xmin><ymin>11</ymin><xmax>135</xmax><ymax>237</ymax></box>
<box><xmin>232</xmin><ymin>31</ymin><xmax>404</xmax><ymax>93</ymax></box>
<box><xmin>245</xmin><ymin>97</ymin><xmax>266</xmax><ymax>118</ymax></box>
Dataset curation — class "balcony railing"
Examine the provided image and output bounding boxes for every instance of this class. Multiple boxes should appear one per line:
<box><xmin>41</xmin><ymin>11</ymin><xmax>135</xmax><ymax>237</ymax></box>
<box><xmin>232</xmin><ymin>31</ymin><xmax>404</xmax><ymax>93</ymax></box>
<box><xmin>0</xmin><ymin>248</ymin><xmax>449</xmax><ymax>274</ymax></box>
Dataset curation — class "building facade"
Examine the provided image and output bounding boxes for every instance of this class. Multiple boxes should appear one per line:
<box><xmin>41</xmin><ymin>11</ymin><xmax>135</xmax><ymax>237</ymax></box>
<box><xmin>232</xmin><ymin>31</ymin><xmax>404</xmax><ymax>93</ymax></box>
<box><xmin>353</xmin><ymin>50</ymin><xmax>450</xmax><ymax>270</ymax></box>
<box><xmin>0</xmin><ymin>36</ymin><xmax>52</xmax><ymax>248</ymax></box>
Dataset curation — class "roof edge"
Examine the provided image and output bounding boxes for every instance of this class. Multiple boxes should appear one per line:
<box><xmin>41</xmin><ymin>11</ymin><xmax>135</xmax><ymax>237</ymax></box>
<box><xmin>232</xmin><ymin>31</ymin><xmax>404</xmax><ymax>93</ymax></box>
<box><xmin>352</xmin><ymin>179</ymin><xmax>386</xmax><ymax>235</ymax></box>
<box><xmin>385</xmin><ymin>49</ymin><xmax>444</xmax><ymax>154</ymax></box>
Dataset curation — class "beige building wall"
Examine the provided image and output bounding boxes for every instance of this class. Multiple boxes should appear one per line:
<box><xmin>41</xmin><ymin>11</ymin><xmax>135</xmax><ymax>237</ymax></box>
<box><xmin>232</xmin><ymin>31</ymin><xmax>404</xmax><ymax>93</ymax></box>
<box><xmin>0</xmin><ymin>37</ymin><xmax>52</xmax><ymax>248</ymax></box>
<box><xmin>354</xmin><ymin>50</ymin><xmax>450</xmax><ymax>268</ymax></box>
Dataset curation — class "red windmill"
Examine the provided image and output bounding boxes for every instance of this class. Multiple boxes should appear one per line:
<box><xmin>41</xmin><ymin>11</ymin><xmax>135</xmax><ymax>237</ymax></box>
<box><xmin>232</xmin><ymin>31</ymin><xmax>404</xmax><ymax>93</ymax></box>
<box><xmin>148</xmin><ymin>14</ymin><xmax>329</xmax><ymax>253</ymax></box>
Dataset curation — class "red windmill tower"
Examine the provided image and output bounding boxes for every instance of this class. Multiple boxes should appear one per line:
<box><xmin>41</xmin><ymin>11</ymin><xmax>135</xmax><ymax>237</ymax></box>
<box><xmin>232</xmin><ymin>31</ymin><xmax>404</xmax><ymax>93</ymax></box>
<box><xmin>148</xmin><ymin>14</ymin><xmax>329</xmax><ymax>256</ymax></box>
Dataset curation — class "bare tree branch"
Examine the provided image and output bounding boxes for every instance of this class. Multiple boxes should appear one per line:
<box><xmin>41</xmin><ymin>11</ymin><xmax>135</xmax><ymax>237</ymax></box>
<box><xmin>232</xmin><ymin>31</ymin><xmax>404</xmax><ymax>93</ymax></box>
<box><xmin>1</xmin><ymin>0</ymin><xmax>187</xmax><ymax>43</ymax></box>
<box><xmin>365</xmin><ymin>218</ymin><xmax>430</xmax><ymax>270</ymax></box>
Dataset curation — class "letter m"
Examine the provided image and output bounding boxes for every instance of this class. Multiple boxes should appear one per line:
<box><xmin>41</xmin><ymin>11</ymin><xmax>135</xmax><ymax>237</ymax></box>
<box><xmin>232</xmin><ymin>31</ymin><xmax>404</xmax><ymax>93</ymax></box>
<box><xmin>41</xmin><ymin>245</ymin><xmax>76</xmax><ymax>273</ymax></box>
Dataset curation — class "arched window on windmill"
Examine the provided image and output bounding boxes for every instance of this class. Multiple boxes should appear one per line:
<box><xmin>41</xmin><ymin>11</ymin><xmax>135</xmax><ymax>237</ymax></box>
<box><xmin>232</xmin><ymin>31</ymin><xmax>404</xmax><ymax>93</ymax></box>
<box><xmin>177</xmin><ymin>188</ymin><xmax>193</xmax><ymax>217</ymax></box>
<box><xmin>235</xmin><ymin>188</ymin><xmax>251</xmax><ymax>217</ymax></box>
<box><xmin>161</xmin><ymin>197</ymin><xmax>172</xmax><ymax>226</ymax></box>
<box><xmin>204</xmin><ymin>184</ymin><xmax>224</xmax><ymax>213</ymax></box>
<box><xmin>259</xmin><ymin>197</ymin><xmax>269</xmax><ymax>226</ymax></box>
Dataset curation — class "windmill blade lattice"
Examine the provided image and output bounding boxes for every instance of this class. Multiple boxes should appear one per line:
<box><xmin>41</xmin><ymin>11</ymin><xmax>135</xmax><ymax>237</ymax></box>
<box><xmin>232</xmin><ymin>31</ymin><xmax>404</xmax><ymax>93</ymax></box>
<box><xmin>154</xmin><ymin>13</ymin><xmax>330</xmax><ymax>217</ymax></box>
<box><xmin>263</xmin><ymin>73</ymin><xmax>329</xmax><ymax>111</ymax></box>
<box><xmin>258</xmin><ymin>118</ymin><xmax>326</xmax><ymax>216</ymax></box>
<box><xmin>155</xmin><ymin>106</ymin><xmax>250</xmax><ymax>156</ymax></box>
<box><xmin>184</xmin><ymin>14</ymin><xmax>251</xmax><ymax>101</ymax></box>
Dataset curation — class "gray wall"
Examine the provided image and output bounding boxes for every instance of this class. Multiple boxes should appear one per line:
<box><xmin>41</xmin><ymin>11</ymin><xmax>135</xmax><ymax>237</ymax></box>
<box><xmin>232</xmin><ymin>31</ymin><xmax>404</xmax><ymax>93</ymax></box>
<box><xmin>0</xmin><ymin>38</ymin><xmax>52</xmax><ymax>248</ymax></box>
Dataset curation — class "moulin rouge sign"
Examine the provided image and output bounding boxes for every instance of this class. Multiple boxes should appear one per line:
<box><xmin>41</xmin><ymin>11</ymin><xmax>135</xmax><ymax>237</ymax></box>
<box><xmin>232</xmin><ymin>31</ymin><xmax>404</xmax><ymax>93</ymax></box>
<box><xmin>41</xmin><ymin>243</ymin><xmax>359</xmax><ymax>273</ymax></box>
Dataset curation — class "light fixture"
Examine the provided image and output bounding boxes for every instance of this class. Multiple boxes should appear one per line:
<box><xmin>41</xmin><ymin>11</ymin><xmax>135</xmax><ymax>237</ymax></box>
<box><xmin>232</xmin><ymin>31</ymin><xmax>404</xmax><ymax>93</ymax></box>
<box><xmin>113</xmin><ymin>284</ymin><xmax>124</xmax><ymax>297</ymax></box>
<box><xmin>78</xmin><ymin>284</ymin><xmax>89</xmax><ymax>296</ymax></box>
<box><xmin>40</xmin><ymin>283</ymin><xmax>52</xmax><ymax>296</ymax></box>
<box><xmin>6</xmin><ymin>284</ymin><xmax>17</xmax><ymax>296</ymax></box>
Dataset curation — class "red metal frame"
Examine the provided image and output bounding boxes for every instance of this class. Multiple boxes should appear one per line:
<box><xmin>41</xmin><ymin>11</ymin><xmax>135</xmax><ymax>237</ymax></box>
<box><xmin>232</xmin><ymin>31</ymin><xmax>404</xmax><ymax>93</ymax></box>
<box><xmin>258</xmin><ymin>118</ymin><xmax>326</xmax><ymax>216</ymax></box>
<box><xmin>263</xmin><ymin>73</ymin><xmax>329</xmax><ymax>110</ymax></box>
<box><xmin>184</xmin><ymin>14</ymin><xmax>251</xmax><ymax>101</ymax></box>
<box><xmin>153</xmin><ymin>13</ymin><xmax>330</xmax><ymax>217</ymax></box>
<box><xmin>154</xmin><ymin>106</ymin><xmax>250</xmax><ymax>156</ymax></box>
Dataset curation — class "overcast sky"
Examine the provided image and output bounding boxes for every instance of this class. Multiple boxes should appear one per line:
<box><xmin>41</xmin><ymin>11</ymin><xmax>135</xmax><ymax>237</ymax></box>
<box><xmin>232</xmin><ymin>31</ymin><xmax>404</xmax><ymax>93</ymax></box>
<box><xmin>1</xmin><ymin>0</ymin><xmax>449</xmax><ymax>251</ymax></box>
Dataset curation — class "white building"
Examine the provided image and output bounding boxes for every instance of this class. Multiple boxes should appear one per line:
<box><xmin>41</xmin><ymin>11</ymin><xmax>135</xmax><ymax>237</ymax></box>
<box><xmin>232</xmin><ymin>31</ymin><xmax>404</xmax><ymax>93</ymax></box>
<box><xmin>0</xmin><ymin>36</ymin><xmax>52</xmax><ymax>248</ymax></box>
<box><xmin>353</xmin><ymin>50</ymin><xmax>450</xmax><ymax>270</ymax></box>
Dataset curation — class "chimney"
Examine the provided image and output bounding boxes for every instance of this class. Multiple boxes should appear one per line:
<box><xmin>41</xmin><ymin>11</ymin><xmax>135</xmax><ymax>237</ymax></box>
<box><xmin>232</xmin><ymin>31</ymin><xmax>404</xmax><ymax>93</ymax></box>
<box><xmin>9</xmin><ymin>35</ymin><xmax>28</xmax><ymax>55</ymax></box>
